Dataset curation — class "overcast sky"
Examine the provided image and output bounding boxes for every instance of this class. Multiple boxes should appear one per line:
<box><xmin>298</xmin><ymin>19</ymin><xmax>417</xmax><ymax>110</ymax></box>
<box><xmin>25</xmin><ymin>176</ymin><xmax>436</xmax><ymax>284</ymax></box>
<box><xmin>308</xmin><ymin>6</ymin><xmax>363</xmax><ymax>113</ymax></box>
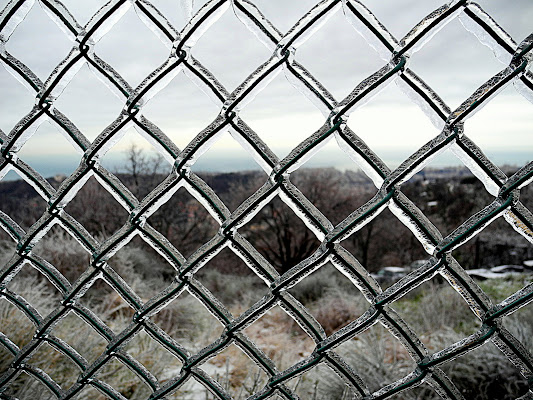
<box><xmin>0</xmin><ymin>0</ymin><xmax>532</xmax><ymax>178</ymax></box>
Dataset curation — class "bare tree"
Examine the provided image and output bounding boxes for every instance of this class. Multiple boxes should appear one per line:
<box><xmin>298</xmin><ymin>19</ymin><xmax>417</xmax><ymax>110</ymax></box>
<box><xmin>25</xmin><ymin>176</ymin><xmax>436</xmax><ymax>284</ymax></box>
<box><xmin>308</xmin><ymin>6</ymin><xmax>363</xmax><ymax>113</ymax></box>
<box><xmin>243</xmin><ymin>169</ymin><xmax>356</xmax><ymax>274</ymax></box>
<box><xmin>148</xmin><ymin>190</ymin><xmax>218</xmax><ymax>257</ymax></box>
<box><xmin>66</xmin><ymin>177</ymin><xmax>127</xmax><ymax>237</ymax></box>
<box><xmin>122</xmin><ymin>143</ymin><xmax>166</xmax><ymax>197</ymax></box>
<box><xmin>246</xmin><ymin>197</ymin><xmax>320</xmax><ymax>274</ymax></box>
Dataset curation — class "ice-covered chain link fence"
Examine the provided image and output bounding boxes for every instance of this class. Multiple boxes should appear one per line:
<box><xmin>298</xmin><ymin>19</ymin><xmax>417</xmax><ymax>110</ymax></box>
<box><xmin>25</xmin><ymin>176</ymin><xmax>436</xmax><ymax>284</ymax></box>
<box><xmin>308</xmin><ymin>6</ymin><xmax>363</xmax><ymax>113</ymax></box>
<box><xmin>0</xmin><ymin>0</ymin><xmax>532</xmax><ymax>398</ymax></box>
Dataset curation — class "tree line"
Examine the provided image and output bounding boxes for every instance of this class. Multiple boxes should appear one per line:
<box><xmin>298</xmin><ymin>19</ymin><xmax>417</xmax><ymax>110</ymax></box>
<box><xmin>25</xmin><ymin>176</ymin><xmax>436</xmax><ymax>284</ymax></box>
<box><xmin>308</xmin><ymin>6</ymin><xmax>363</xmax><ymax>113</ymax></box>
<box><xmin>1</xmin><ymin>150</ymin><xmax>531</xmax><ymax>280</ymax></box>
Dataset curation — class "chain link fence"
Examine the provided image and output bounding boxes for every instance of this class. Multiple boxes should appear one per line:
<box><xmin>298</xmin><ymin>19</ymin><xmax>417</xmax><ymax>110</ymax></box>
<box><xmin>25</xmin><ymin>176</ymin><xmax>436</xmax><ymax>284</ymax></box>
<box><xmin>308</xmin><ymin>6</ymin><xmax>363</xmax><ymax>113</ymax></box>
<box><xmin>0</xmin><ymin>0</ymin><xmax>532</xmax><ymax>398</ymax></box>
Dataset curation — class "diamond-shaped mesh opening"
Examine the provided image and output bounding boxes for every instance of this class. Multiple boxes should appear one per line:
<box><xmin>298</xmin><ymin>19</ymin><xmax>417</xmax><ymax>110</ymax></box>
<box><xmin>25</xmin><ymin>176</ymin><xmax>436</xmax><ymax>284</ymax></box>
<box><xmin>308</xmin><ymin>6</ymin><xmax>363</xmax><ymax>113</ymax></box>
<box><xmin>106</xmin><ymin>238</ymin><xmax>177</xmax><ymax>301</ymax></box>
<box><xmin>5</xmin><ymin>265</ymin><xmax>62</xmax><ymax>316</ymax></box>
<box><xmin>146</xmin><ymin>0</ymin><xmax>186</xmax><ymax>31</ymax></box>
<box><xmin>101</xmin><ymin>126</ymin><xmax>171</xmax><ymax>198</ymax></box>
<box><xmin>204</xmin><ymin>342</ymin><xmax>268</xmax><ymax>398</ymax></box>
<box><xmin>502</xmin><ymin>304</ymin><xmax>533</xmax><ymax>353</ymax></box>
<box><xmin>146</xmin><ymin>187</ymin><xmax>219</xmax><ymax>258</ymax></box>
<box><xmin>475</xmin><ymin>269</ymin><xmax>532</xmax><ymax>305</ymax></box>
<box><xmin>58</xmin><ymin>0</ymin><xmax>107</xmax><ymax>26</ymax></box>
<box><xmin>240</xmin><ymin>196</ymin><xmax>322</xmax><ymax>274</ymax></box>
<box><xmin>189</xmin><ymin>129</ymin><xmax>263</xmax><ymax>174</ymax></box>
<box><xmin>288</xmin><ymin>262</ymin><xmax>360</xmax><ymax>305</ymax></box>
<box><xmin>411</xmin><ymin>383</ymin><xmax>447</xmax><ymax>400</ymax></box>
<box><xmin>238</xmin><ymin>72</ymin><xmax>324</xmax><ymax>159</ymax></box>
<box><xmin>31</xmin><ymin>224</ymin><xmax>91</xmax><ymax>284</ymax></box>
<box><xmin>0</xmin><ymin>175</ymin><xmax>47</xmax><ymax>231</ymax></box>
<box><xmin>64</xmin><ymin>176</ymin><xmax>129</xmax><ymax>239</ymax></box>
<box><xmin>337</xmin><ymin>323</ymin><xmax>418</xmax><ymax>393</ymax></box>
<box><xmin>251</xmin><ymin>0</ymin><xmax>317</xmax><ymax>34</ymax></box>
<box><xmin>341</xmin><ymin>206</ymin><xmax>428</xmax><ymax>277</ymax></box>
<box><xmin>408</xmin><ymin>17</ymin><xmax>504</xmax><ymax>109</ymax></box>
<box><xmin>288</xmin><ymin>362</ymin><xmax>357</xmax><ymax>400</ymax></box>
<box><xmin>0</xmin><ymin>66</ymin><xmax>35</xmax><ymax>133</ymax></box>
<box><xmin>199</xmin><ymin>170</ymin><xmax>266</xmax><ymax>212</ymax></box>
<box><xmin>4</xmin><ymin>3</ymin><xmax>73</xmax><ymax>81</ymax></box>
<box><xmin>450</xmin><ymin>213</ymin><xmax>530</xmax><ymax>273</ymax></box>
<box><xmin>17</xmin><ymin>120</ymin><xmax>81</xmax><ymax>178</ymax></box>
<box><xmin>196</xmin><ymin>247</ymin><xmax>268</xmax><ymax>314</ymax></box>
<box><xmin>442</xmin><ymin>340</ymin><xmax>530</xmax><ymax>399</ymax></box>
<box><xmin>289</xmin><ymin>264</ymin><xmax>368</xmax><ymax>336</ymax></box>
<box><xmin>312</xmin><ymin>292</ymin><xmax>366</xmax><ymax>337</ymax></box>
<box><xmin>27</xmin><ymin>341</ymin><xmax>81</xmax><ymax>390</ymax></box>
<box><xmin>291</xmin><ymin>166</ymin><xmax>376</xmax><ymax>225</ymax></box>
<box><xmin>191</xmin><ymin>9</ymin><xmax>272</xmax><ymax>91</ymax></box>
<box><xmin>151</xmin><ymin>291</ymin><xmax>225</xmax><ymax>352</ymax></box>
<box><xmin>94</xmin><ymin>8</ymin><xmax>170</xmax><ymax>88</ymax></box>
<box><xmin>0</xmin><ymin>297</ymin><xmax>36</xmax><ymax>360</ymax></box>
<box><xmin>472</xmin><ymin>1</ymin><xmax>533</xmax><ymax>41</ymax></box>
<box><xmin>362</xmin><ymin>0</ymin><xmax>448</xmax><ymax>39</ymax></box>
<box><xmin>296</xmin><ymin>9</ymin><xmax>385</xmax><ymax>100</ymax></box>
<box><xmin>463</xmin><ymin>84</ymin><xmax>533</xmax><ymax>167</ymax></box>
<box><xmin>393</xmin><ymin>276</ymin><xmax>482</xmax><ymax>351</ymax></box>
<box><xmin>136</xmin><ymin>233</ymin><xmax>181</xmax><ymax>276</ymax></box>
<box><xmin>347</xmin><ymin>82</ymin><xmax>441</xmax><ymax>168</ymax></box>
<box><xmin>78</xmin><ymin>279</ymin><xmax>135</xmax><ymax>334</ymax></box>
<box><xmin>243</xmin><ymin>305</ymin><xmax>314</xmax><ymax>371</ymax></box>
<box><xmin>123</xmin><ymin>329</ymin><xmax>183</xmax><ymax>383</ymax></box>
<box><xmin>52</xmin><ymin>310</ymin><xmax>108</xmax><ymax>364</ymax></box>
<box><xmin>2</xmin><ymin>371</ymin><xmax>57</xmax><ymax>400</ymax></box>
<box><xmin>294</xmin><ymin>140</ymin><xmax>356</xmax><ymax>173</ymax></box>
<box><xmin>70</xmin><ymin>385</ymin><xmax>106</xmax><ymax>400</ymax></box>
<box><xmin>140</xmin><ymin>71</ymin><xmax>220</xmax><ymax>150</ymax></box>
<box><xmin>468</xmin><ymin>216</ymin><xmax>533</xmax><ymax>272</ymax></box>
<box><xmin>96</xmin><ymin>357</ymin><xmax>154</xmax><ymax>399</ymax></box>
<box><xmin>53</xmin><ymin>63</ymin><xmax>125</xmax><ymax>143</ymax></box>
<box><xmin>165</xmin><ymin>377</ymin><xmax>212</xmax><ymax>400</ymax></box>
<box><xmin>401</xmin><ymin>149</ymin><xmax>495</xmax><ymax>236</ymax></box>
<box><xmin>0</xmin><ymin>344</ymin><xmax>16</xmax><ymax>377</ymax></box>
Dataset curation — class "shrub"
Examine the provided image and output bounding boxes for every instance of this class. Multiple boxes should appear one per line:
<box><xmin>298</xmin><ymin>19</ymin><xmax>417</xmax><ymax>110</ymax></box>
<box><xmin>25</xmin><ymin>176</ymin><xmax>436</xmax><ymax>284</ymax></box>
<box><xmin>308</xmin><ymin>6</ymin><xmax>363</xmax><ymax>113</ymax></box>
<box><xmin>313</xmin><ymin>295</ymin><xmax>363</xmax><ymax>335</ymax></box>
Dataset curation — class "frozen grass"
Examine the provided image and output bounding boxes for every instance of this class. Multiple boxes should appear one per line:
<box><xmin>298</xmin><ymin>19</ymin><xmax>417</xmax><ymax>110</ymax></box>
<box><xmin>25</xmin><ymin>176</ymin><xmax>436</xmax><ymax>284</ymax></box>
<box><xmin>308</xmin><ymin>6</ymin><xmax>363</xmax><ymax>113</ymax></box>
<box><xmin>0</xmin><ymin>235</ymin><xmax>531</xmax><ymax>399</ymax></box>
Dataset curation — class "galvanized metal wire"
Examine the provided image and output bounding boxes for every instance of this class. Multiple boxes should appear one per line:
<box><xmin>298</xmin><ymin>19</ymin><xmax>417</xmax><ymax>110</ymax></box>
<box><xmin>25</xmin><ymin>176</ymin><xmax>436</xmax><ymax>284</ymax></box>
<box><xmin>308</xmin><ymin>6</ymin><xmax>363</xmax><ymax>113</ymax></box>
<box><xmin>0</xmin><ymin>0</ymin><xmax>532</xmax><ymax>399</ymax></box>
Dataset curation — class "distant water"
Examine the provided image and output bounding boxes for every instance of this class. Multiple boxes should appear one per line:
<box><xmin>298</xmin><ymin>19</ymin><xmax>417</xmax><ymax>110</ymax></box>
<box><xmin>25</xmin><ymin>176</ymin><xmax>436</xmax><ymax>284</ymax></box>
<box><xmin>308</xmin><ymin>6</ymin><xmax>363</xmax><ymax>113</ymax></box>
<box><xmin>2</xmin><ymin>149</ymin><xmax>530</xmax><ymax>181</ymax></box>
